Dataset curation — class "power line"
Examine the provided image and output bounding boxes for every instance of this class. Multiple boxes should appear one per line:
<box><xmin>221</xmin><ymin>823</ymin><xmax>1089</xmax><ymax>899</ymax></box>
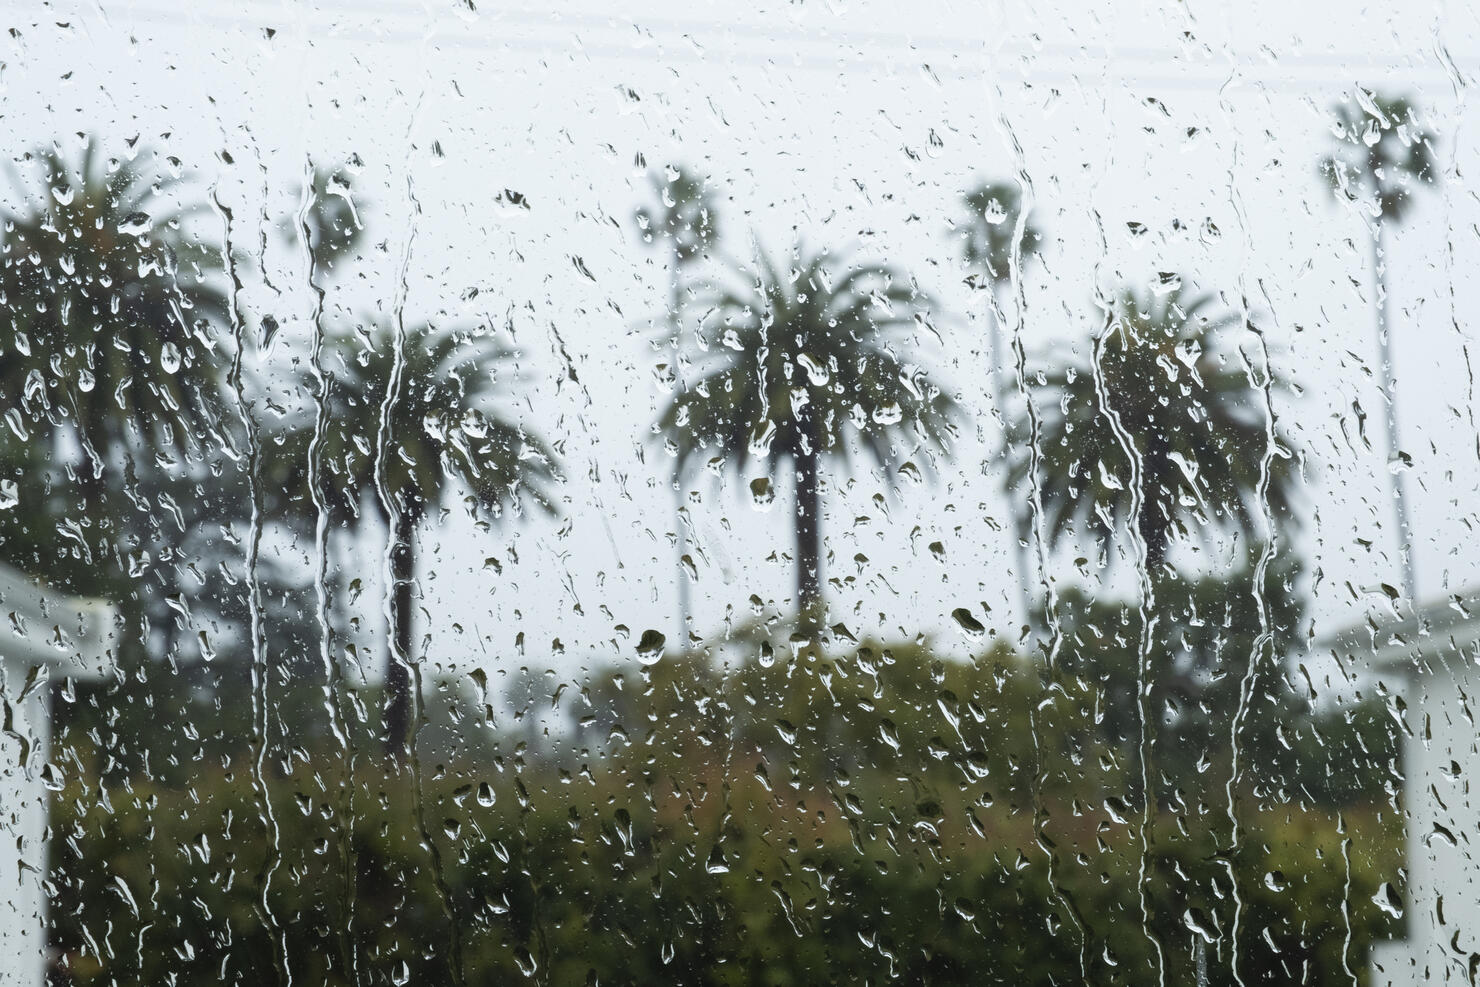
<box><xmin>33</xmin><ymin>0</ymin><xmax>1480</xmax><ymax>93</ymax></box>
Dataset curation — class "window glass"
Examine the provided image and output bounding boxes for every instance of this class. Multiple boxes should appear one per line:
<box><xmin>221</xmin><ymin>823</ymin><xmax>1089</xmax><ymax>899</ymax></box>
<box><xmin>0</xmin><ymin>2</ymin><xmax>1465</xmax><ymax>984</ymax></box>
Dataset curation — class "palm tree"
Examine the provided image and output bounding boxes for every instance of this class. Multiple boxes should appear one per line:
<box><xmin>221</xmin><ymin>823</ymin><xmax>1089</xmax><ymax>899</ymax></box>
<box><xmin>269</xmin><ymin>161</ymin><xmax>366</xmax><ymax>294</ymax></box>
<box><xmin>635</xmin><ymin>164</ymin><xmax>721</xmax><ymax>641</ymax></box>
<box><xmin>654</xmin><ymin>243</ymin><xmax>958</xmax><ymax>625</ymax></box>
<box><xmin>1320</xmin><ymin>90</ymin><xmax>1438</xmax><ymax>603</ymax></box>
<box><xmin>0</xmin><ymin>138</ymin><xmax>227</xmax><ymax>602</ymax></box>
<box><xmin>955</xmin><ymin>179</ymin><xmax>1044</xmax><ymax>618</ymax></box>
<box><xmin>957</xmin><ymin>180</ymin><xmax>1044</xmax><ymax>297</ymax></box>
<box><xmin>1011</xmin><ymin>280</ymin><xmax>1297</xmax><ymax>579</ymax></box>
<box><xmin>279</xmin><ymin>318</ymin><xmax>560</xmax><ymax>755</ymax></box>
<box><xmin>295</xmin><ymin>162</ymin><xmax>364</xmax><ymax>272</ymax></box>
<box><xmin>635</xmin><ymin>164</ymin><xmax>720</xmax><ymax>278</ymax></box>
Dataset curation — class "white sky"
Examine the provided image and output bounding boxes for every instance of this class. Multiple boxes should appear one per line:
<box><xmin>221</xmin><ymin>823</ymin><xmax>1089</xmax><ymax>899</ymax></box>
<box><xmin>10</xmin><ymin>0</ymin><xmax>1480</xmax><ymax>695</ymax></box>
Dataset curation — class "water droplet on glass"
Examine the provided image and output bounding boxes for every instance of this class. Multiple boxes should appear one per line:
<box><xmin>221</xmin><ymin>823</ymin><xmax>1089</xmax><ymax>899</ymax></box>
<box><xmin>636</xmin><ymin>629</ymin><xmax>666</xmax><ymax>664</ymax></box>
<box><xmin>1152</xmin><ymin>270</ymin><xmax>1182</xmax><ymax>294</ymax></box>
<box><xmin>951</xmin><ymin>607</ymin><xmax>986</xmax><ymax>639</ymax></box>
<box><xmin>749</xmin><ymin>476</ymin><xmax>774</xmax><ymax>510</ymax></box>
<box><xmin>118</xmin><ymin>210</ymin><xmax>152</xmax><ymax>235</ymax></box>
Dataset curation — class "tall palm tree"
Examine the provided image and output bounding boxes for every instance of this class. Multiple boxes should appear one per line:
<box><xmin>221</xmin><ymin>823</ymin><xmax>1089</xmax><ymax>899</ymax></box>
<box><xmin>270</xmin><ymin>161</ymin><xmax>366</xmax><ymax>295</ymax></box>
<box><xmin>295</xmin><ymin>162</ymin><xmax>364</xmax><ymax>273</ymax></box>
<box><xmin>654</xmin><ymin>243</ymin><xmax>958</xmax><ymax>625</ymax></box>
<box><xmin>957</xmin><ymin>180</ymin><xmax>1044</xmax><ymax>297</ymax></box>
<box><xmin>0</xmin><ymin>139</ymin><xmax>227</xmax><ymax>602</ymax></box>
<box><xmin>635</xmin><ymin>165</ymin><xmax>720</xmax><ymax>277</ymax></box>
<box><xmin>1320</xmin><ymin>90</ymin><xmax>1438</xmax><ymax>603</ymax></box>
<box><xmin>635</xmin><ymin>164</ymin><xmax>721</xmax><ymax>641</ymax></box>
<box><xmin>278</xmin><ymin>318</ymin><xmax>560</xmax><ymax>756</ymax></box>
<box><xmin>955</xmin><ymin>179</ymin><xmax>1043</xmax><ymax>618</ymax></box>
<box><xmin>1011</xmin><ymin>281</ymin><xmax>1297</xmax><ymax>579</ymax></box>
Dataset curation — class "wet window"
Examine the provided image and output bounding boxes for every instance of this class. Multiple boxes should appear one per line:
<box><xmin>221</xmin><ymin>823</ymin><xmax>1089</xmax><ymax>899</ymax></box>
<box><xmin>0</xmin><ymin>3</ymin><xmax>1468</xmax><ymax>985</ymax></box>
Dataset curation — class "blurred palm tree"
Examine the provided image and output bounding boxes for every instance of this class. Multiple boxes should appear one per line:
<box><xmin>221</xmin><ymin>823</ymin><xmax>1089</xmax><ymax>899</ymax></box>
<box><xmin>1010</xmin><ymin>281</ymin><xmax>1297</xmax><ymax>579</ymax></box>
<box><xmin>295</xmin><ymin>163</ymin><xmax>364</xmax><ymax>273</ymax></box>
<box><xmin>270</xmin><ymin>161</ymin><xmax>366</xmax><ymax>294</ymax></box>
<box><xmin>955</xmin><ymin>179</ymin><xmax>1043</xmax><ymax>619</ymax></box>
<box><xmin>957</xmin><ymin>180</ymin><xmax>1044</xmax><ymax>295</ymax></box>
<box><xmin>654</xmin><ymin>243</ymin><xmax>958</xmax><ymax>625</ymax></box>
<box><xmin>635</xmin><ymin>164</ymin><xmax>721</xmax><ymax>641</ymax></box>
<box><xmin>0</xmin><ymin>138</ymin><xmax>228</xmax><ymax>601</ymax></box>
<box><xmin>277</xmin><ymin>319</ymin><xmax>560</xmax><ymax>756</ymax></box>
<box><xmin>635</xmin><ymin>164</ymin><xmax>720</xmax><ymax>281</ymax></box>
<box><xmin>1319</xmin><ymin>89</ymin><xmax>1438</xmax><ymax>603</ymax></box>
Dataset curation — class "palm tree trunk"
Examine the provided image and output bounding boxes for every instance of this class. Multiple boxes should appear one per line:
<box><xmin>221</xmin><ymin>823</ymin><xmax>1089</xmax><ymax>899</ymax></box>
<box><xmin>1371</xmin><ymin>222</ymin><xmax>1417</xmax><ymax>603</ymax></box>
<box><xmin>988</xmin><ymin>285</ymin><xmax>1039</xmax><ymax>626</ymax></box>
<box><xmin>795</xmin><ymin>447</ymin><xmax>823</xmax><ymax>627</ymax></box>
<box><xmin>1137</xmin><ymin>499</ymin><xmax>1169</xmax><ymax>580</ymax></box>
<box><xmin>384</xmin><ymin>507</ymin><xmax>418</xmax><ymax>759</ymax></box>
<box><xmin>674</xmin><ymin>476</ymin><xmax>690</xmax><ymax>643</ymax></box>
<box><xmin>1137</xmin><ymin>444</ymin><xmax>1171</xmax><ymax>581</ymax></box>
<box><xmin>669</xmin><ymin>258</ymin><xmax>691</xmax><ymax>644</ymax></box>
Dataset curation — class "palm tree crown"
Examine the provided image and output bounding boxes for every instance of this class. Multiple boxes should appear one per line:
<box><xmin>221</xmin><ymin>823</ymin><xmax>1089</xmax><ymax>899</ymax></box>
<box><xmin>0</xmin><ymin>139</ymin><xmax>229</xmax><ymax>609</ymax></box>
<box><xmin>272</xmin><ymin>160</ymin><xmax>366</xmax><ymax>292</ymax></box>
<box><xmin>308</xmin><ymin>320</ymin><xmax>561</xmax><ymax>522</ymax></box>
<box><xmin>655</xmin><ymin>243</ymin><xmax>958</xmax><ymax>617</ymax></box>
<box><xmin>634</xmin><ymin>165</ymin><xmax>720</xmax><ymax>268</ymax></box>
<box><xmin>1013</xmin><ymin>281</ymin><xmax>1297</xmax><ymax>574</ymax></box>
<box><xmin>955</xmin><ymin>179</ymin><xmax>1043</xmax><ymax>291</ymax></box>
<box><xmin>1320</xmin><ymin>91</ymin><xmax>1437</xmax><ymax>225</ymax></box>
<box><xmin>0</xmin><ymin>139</ymin><xmax>228</xmax><ymax>470</ymax></box>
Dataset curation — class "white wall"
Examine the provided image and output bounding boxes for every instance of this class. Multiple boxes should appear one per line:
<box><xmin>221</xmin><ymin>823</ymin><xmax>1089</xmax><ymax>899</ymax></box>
<box><xmin>0</xmin><ymin>569</ymin><xmax>115</xmax><ymax>987</ymax></box>
<box><xmin>0</xmin><ymin>681</ymin><xmax>53</xmax><ymax>987</ymax></box>
<box><xmin>1372</xmin><ymin>656</ymin><xmax>1480</xmax><ymax>985</ymax></box>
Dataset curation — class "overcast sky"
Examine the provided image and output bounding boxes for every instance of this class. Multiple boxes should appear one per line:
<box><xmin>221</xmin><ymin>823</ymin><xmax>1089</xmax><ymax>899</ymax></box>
<box><xmin>10</xmin><ymin>0</ymin><xmax>1480</xmax><ymax>699</ymax></box>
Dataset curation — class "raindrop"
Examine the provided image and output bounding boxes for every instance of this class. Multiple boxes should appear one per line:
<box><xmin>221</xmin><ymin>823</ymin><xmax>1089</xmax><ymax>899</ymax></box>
<box><xmin>749</xmin><ymin>476</ymin><xmax>775</xmax><ymax>510</ymax></box>
<box><xmin>1372</xmin><ymin>882</ymin><xmax>1403</xmax><ymax>918</ymax></box>
<box><xmin>636</xmin><ymin>629</ymin><xmax>666</xmax><ymax>664</ymax></box>
<box><xmin>118</xmin><ymin>210</ymin><xmax>151</xmax><ymax>235</ymax></box>
<box><xmin>1151</xmin><ymin>271</ymin><xmax>1182</xmax><ymax>294</ymax></box>
<box><xmin>951</xmin><ymin>607</ymin><xmax>986</xmax><ymax>639</ymax></box>
<box><xmin>872</xmin><ymin>402</ymin><xmax>903</xmax><ymax>425</ymax></box>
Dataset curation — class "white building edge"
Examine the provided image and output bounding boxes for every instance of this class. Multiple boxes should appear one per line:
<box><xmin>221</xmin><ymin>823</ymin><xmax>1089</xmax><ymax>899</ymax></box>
<box><xmin>0</xmin><ymin>562</ymin><xmax>116</xmax><ymax>987</ymax></box>
<box><xmin>1325</xmin><ymin>591</ymin><xmax>1480</xmax><ymax>986</ymax></box>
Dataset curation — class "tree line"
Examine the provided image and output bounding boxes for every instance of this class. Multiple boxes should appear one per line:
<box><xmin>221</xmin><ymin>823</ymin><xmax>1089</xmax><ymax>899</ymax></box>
<box><xmin>0</xmin><ymin>86</ymin><xmax>1437</xmax><ymax>983</ymax></box>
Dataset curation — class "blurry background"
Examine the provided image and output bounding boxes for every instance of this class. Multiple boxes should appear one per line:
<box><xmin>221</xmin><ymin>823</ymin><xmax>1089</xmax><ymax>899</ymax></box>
<box><xmin>0</xmin><ymin>0</ymin><xmax>1473</xmax><ymax>983</ymax></box>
